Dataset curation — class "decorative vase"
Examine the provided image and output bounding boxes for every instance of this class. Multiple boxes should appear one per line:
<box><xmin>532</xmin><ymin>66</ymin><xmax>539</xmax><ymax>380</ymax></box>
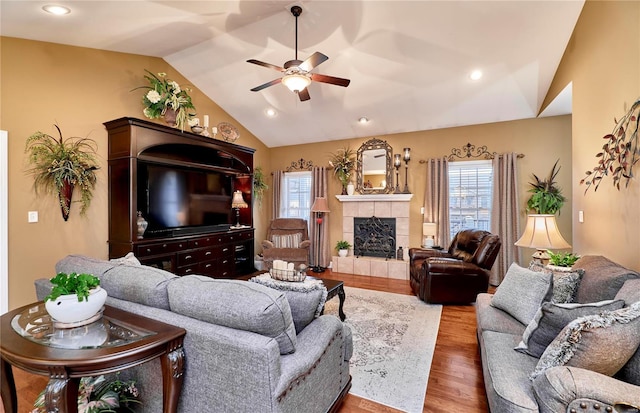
<box><xmin>347</xmin><ymin>183</ymin><xmax>355</xmax><ymax>196</ymax></box>
<box><xmin>136</xmin><ymin>211</ymin><xmax>148</xmax><ymax>239</ymax></box>
<box><xmin>338</xmin><ymin>249</ymin><xmax>348</xmax><ymax>257</ymax></box>
<box><xmin>45</xmin><ymin>287</ymin><xmax>107</xmax><ymax>324</ymax></box>
<box><xmin>164</xmin><ymin>108</ymin><xmax>178</xmax><ymax>127</ymax></box>
<box><xmin>58</xmin><ymin>179</ymin><xmax>74</xmax><ymax>221</ymax></box>
<box><xmin>341</xmin><ymin>185</ymin><xmax>348</xmax><ymax>195</ymax></box>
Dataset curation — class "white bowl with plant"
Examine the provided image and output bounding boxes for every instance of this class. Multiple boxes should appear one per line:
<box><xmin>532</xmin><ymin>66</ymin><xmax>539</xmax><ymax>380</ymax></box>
<box><xmin>335</xmin><ymin>240</ymin><xmax>351</xmax><ymax>257</ymax></box>
<box><xmin>44</xmin><ymin>272</ymin><xmax>107</xmax><ymax>324</ymax></box>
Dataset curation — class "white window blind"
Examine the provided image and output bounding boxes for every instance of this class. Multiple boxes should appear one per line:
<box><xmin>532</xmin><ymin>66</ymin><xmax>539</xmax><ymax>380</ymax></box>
<box><xmin>279</xmin><ymin>171</ymin><xmax>312</xmax><ymax>221</ymax></box>
<box><xmin>448</xmin><ymin>160</ymin><xmax>493</xmax><ymax>238</ymax></box>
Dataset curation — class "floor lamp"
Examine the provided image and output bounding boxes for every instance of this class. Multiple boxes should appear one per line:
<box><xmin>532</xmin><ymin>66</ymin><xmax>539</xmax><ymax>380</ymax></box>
<box><xmin>310</xmin><ymin>197</ymin><xmax>330</xmax><ymax>273</ymax></box>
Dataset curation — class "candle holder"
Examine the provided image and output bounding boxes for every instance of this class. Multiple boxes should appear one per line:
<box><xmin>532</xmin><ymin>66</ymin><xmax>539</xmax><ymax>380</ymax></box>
<box><xmin>393</xmin><ymin>153</ymin><xmax>402</xmax><ymax>193</ymax></box>
<box><xmin>402</xmin><ymin>147</ymin><xmax>411</xmax><ymax>194</ymax></box>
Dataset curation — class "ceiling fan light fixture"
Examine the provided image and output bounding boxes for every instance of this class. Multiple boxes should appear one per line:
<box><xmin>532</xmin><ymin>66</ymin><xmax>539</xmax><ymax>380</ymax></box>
<box><xmin>282</xmin><ymin>73</ymin><xmax>311</xmax><ymax>92</ymax></box>
<box><xmin>358</xmin><ymin>116</ymin><xmax>370</xmax><ymax>124</ymax></box>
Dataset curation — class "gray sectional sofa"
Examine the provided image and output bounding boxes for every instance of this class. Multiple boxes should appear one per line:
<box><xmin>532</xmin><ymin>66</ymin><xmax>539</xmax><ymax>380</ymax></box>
<box><xmin>476</xmin><ymin>255</ymin><xmax>640</xmax><ymax>412</ymax></box>
<box><xmin>35</xmin><ymin>255</ymin><xmax>352</xmax><ymax>413</ymax></box>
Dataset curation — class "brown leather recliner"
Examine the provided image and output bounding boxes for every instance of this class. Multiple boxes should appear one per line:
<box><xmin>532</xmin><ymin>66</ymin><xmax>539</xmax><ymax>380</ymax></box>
<box><xmin>262</xmin><ymin>218</ymin><xmax>311</xmax><ymax>270</ymax></box>
<box><xmin>408</xmin><ymin>229</ymin><xmax>501</xmax><ymax>304</ymax></box>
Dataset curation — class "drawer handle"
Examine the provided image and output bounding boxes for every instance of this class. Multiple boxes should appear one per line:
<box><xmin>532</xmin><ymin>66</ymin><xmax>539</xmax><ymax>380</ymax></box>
<box><xmin>222</xmin><ymin>248</ymin><xmax>229</xmax><ymax>252</ymax></box>
<box><xmin>185</xmin><ymin>255</ymin><xmax>192</xmax><ymax>260</ymax></box>
<box><xmin>222</xmin><ymin>260</ymin><xmax>229</xmax><ymax>264</ymax></box>
<box><xmin>185</xmin><ymin>269</ymin><xmax>193</xmax><ymax>273</ymax></box>
<box><xmin>146</xmin><ymin>248</ymin><xmax>152</xmax><ymax>253</ymax></box>
<box><xmin>162</xmin><ymin>244</ymin><xmax>168</xmax><ymax>248</ymax></box>
<box><xmin>222</xmin><ymin>272</ymin><xmax>229</xmax><ymax>276</ymax></box>
<box><xmin>205</xmin><ymin>251</ymin><xmax>212</xmax><ymax>256</ymax></box>
<box><xmin>205</xmin><ymin>264</ymin><xmax>212</xmax><ymax>268</ymax></box>
<box><xmin>194</xmin><ymin>242</ymin><xmax>199</xmax><ymax>246</ymax></box>
<box><xmin>230</xmin><ymin>236</ymin><xmax>234</xmax><ymax>240</ymax></box>
<box><xmin>178</xmin><ymin>243</ymin><xmax>183</xmax><ymax>248</ymax></box>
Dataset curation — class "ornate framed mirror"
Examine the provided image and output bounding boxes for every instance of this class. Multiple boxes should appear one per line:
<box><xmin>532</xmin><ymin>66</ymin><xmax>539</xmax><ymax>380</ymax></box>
<box><xmin>356</xmin><ymin>138</ymin><xmax>393</xmax><ymax>194</ymax></box>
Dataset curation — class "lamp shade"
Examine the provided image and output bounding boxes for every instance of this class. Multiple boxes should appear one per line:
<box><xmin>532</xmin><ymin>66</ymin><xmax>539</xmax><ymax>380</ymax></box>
<box><xmin>422</xmin><ymin>222</ymin><xmax>437</xmax><ymax>237</ymax></box>
<box><xmin>231</xmin><ymin>190</ymin><xmax>248</xmax><ymax>209</ymax></box>
<box><xmin>311</xmin><ymin>197</ymin><xmax>330</xmax><ymax>213</ymax></box>
<box><xmin>515</xmin><ymin>214</ymin><xmax>570</xmax><ymax>250</ymax></box>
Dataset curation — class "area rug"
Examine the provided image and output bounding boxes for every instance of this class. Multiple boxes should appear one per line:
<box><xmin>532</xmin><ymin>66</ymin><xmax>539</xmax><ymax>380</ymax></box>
<box><xmin>323</xmin><ymin>286</ymin><xmax>442</xmax><ymax>413</ymax></box>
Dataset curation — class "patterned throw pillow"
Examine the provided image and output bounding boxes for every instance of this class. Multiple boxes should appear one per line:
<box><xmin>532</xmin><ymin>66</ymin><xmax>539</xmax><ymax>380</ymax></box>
<box><xmin>272</xmin><ymin>233</ymin><xmax>303</xmax><ymax>248</ymax></box>
<box><xmin>529</xmin><ymin>262</ymin><xmax>583</xmax><ymax>303</ymax></box>
<box><xmin>515</xmin><ymin>299</ymin><xmax>625</xmax><ymax>357</ymax></box>
<box><xmin>530</xmin><ymin>301</ymin><xmax>640</xmax><ymax>380</ymax></box>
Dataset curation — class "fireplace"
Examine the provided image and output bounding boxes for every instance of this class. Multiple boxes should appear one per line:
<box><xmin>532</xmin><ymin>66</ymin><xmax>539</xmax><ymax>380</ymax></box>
<box><xmin>353</xmin><ymin>217</ymin><xmax>396</xmax><ymax>259</ymax></box>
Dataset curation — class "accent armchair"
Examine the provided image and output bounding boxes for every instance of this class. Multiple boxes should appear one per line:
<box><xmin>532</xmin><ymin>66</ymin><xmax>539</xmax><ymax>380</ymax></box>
<box><xmin>262</xmin><ymin>218</ymin><xmax>311</xmax><ymax>270</ymax></box>
<box><xmin>409</xmin><ymin>229</ymin><xmax>501</xmax><ymax>304</ymax></box>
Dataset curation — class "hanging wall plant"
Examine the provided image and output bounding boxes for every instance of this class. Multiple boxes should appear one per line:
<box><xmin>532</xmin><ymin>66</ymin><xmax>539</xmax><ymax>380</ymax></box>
<box><xmin>253</xmin><ymin>166</ymin><xmax>268</xmax><ymax>206</ymax></box>
<box><xmin>581</xmin><ymin>97</ymin><xmax>640</xmax><ymax>192</ymax></box>
<box><xmin>25</xmin><ymin>125</ymin><xmax>99</xmax><ymax>221</ymax></box>
<box><xmin>526</xmin><ymin>159</ymin><xmax>566</xmax><ymax>214</ymax></box>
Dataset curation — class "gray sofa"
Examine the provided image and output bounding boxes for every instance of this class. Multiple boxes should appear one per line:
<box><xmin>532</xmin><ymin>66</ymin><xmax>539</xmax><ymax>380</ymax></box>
<box><xmin>35</xmin><ymin>254</ymin><xmax>352</xmax><ymax>413</ymax></box>
<box><xmin>476</xmin><ymin>255</ymin><xmax>640</xmax><ymax>412</ymax></box>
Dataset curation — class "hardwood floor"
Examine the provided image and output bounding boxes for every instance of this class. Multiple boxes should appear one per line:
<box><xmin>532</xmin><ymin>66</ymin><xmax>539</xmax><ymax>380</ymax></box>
<box><xmin>3</xmin><ymin>271</ymin><xmax>489</xmax><ymax>413</ymax></box>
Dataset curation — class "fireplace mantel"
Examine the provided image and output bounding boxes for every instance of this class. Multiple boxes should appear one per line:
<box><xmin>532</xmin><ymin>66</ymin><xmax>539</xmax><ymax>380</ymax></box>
<box><xmin>336</xmin><ymin>194</ymin><xmax>413</xmax><ymax>202</ymax></box>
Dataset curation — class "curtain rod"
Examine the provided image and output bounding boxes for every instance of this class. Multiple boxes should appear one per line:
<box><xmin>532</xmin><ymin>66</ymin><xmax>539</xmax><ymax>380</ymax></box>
<box><xmin>417</xmin><ymin>143</ymin><xmax>525</xmax><ymax>163</ymax></box>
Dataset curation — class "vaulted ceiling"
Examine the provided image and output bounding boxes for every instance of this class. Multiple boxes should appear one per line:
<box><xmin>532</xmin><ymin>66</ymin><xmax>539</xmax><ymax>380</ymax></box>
<box><xmin>1</xmin><ymin>1</ymin><xmax>584</xmax><ymax>147</ymax></box>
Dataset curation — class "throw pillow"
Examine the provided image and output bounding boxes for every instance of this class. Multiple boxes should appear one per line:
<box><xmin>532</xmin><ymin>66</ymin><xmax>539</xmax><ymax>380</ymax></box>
<box><xmin>528</xmin><ymin>262</ymin><xmax>583</xmax><ymax>303</ymax></box>
<box><xmin>515</xmin><ymin>299</ymin><xmax>625</xmax><ymax>357</ymax></box>
<box><xmin>615</xmin><ymin>279</ymin><xmax>640</xmax><ymax>307</ymax></box>
<box><xmin>100</xmin><ymin>263</ymin><xmax>177</xmax><ymax>310</ymax></box>
<box><xmin>272</xmin><ymin>233</ymin><xmax>303</xmax><ymax>248</ymax></box>
<box><xmin>109</xmin><ymin>252</ymin><xmax>142</xmax><ymax>266</ymax></box>
<box><xmin>530</xmin><ymin>301</ymin><xmax>640</xmax><ymax>380</ymax></box>
<box><xmin>491</xmin><ymin>263</ymin><xmax>554</xmax><ymax>325</ymax></box>
<box><xmin>168</xmin><ymin>275</ymin><xmax>297</xmax><ymax>354</ymax></box>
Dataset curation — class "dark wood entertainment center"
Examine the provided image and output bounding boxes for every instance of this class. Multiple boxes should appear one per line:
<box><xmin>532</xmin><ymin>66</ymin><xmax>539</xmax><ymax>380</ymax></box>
<box><xmin>105</xmin><ymin>117</ymin><xmax>256</xmax><ymax>278</ymax></box>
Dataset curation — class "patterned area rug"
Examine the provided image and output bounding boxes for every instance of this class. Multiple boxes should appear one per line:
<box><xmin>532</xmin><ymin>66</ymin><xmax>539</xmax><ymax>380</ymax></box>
<box><xmin>324</xmin><ymin>286</ymin><xmax>442</xmax><ymax>413</ymax></box>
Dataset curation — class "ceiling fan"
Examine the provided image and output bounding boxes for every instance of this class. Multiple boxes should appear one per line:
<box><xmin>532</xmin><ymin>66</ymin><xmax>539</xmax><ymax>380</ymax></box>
<box><xmin>247</xmin><ymin>5</ymin><xmax>350</xmax><ymax>101</ymax></box>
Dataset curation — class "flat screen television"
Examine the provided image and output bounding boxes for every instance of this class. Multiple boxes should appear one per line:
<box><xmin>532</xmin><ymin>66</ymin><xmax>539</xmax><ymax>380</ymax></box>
<box><xmin>137</xmin><ymin>162</ymin><xmax>233</xmax><ymax>237</ymax></box>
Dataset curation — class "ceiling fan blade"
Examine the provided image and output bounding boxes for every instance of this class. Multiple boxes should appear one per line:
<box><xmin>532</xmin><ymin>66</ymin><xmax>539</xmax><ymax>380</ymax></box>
<box><xmin>299</xmin><ymin>52</ymin><xmax>329</xmax><ymax>72</ymax></box>
<box><xmin>310</xmin><ymin>73</ymin><xmax>351</xmax><ymax>87</ymax></box>
<box><xmin>298</xmin><ymin>88</ymin><xmax>310</xmax><ymax>101</ymax></box>
<box><xmin>250</xmin><ymin>78</ymin><xmax>282</xmax><ymax>92</ymax></box>
<box><xmin>247</xmin><ymin>59</ymin><xmax>285</xmax><ymax>72</ymax></box>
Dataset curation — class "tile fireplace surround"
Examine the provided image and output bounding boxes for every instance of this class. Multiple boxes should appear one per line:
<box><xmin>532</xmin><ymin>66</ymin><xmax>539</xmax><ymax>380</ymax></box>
<box><xmin>332</xmin><ymin>194</ymin><xmax>413</xmax><ymax>280</ymax></box>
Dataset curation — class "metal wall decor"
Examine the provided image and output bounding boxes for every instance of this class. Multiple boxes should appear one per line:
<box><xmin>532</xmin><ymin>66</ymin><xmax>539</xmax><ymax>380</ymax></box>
<box><xmin>356</xmin><ymin>138</ymin><xmax>393</xmax><ymax>194</ymax></box>
<box><xmin>448</xmin><ymin>142</ymin><xmax>496</xmax><ymax>161</ymax></box>
<box><xmin>285</xmin><ymin>158</ymin><xmax>314</xmax><ymax>171</ymax></box>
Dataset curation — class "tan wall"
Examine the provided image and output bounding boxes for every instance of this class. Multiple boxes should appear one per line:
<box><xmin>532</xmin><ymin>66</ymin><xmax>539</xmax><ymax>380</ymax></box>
<box><xmin>269</xmin><ymin>115</ymin><xmax>573</xmax><ymax>265</ymax></box>
<box><xmin>1</xmin><ymin>37</ymin><xmax>269</xmax><ymax>310</ymax></box>
<box><xmin>544</xmin><ymin>1</ymin><xmax>640</xmax><ymax>269</ymax></box>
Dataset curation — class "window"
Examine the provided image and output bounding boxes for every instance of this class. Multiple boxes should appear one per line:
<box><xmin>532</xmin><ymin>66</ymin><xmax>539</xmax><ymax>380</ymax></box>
<box><xmin>279</xmin><ymin>171</ymin><xmax>312</xmax><ymax>221</ymax></box>
<box><xmin>448</xmin><ymin>160</ymin><xmax>493</xmax><ymax>237</ymax></box>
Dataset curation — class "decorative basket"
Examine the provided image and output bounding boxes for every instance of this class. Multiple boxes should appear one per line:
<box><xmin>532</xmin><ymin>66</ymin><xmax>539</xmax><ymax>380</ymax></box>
<box><xmin>269</xmin><ymin>268</ymin><xmax>306</xmax><ymax>282</ymax></box>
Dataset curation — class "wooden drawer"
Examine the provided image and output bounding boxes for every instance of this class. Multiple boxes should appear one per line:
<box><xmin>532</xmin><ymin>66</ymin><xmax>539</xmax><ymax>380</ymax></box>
<box><xmin>177</xmin><ymin>250</ymin><xmax>200</xmax><ymax>267</ymax></box>
<box><xmin>136</xmin><ymin>240</ymin><xmax>185</xmax><ymax>257</ymax></box>
<box><xmin>176</xmin><ymin>262</ymin><xmax>198</xmax><ymax>276</ymax></box>
<box><xmin>188</xmin><ymin>236</ymin><xmax>215</xmax><ymax>249</ymax></box>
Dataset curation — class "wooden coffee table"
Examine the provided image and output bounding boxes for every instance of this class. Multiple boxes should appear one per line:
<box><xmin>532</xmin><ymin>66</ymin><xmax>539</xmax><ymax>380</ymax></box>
<box><xmin>312</xmin><ymin>277</ymin><xmax>346</xmax><ymax>321</ymax></box>
<box><xmin>1</xmin><ymin>302</ymin><xmax>186</xmax><ymax>413</ymax></box>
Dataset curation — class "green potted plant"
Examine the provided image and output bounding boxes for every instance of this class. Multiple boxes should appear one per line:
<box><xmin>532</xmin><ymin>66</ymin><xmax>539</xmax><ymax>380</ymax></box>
<box><xmin>24</xmin><ymin>125</ymin><xmax>99</xmax><ymax>221</ymax></box>
<box><xmin>526</xmin><ymin>159</ymin><xmax>566</xmax><ymax>215</ymax></box>
<box><xmin>335</xmin><ymin>240</ymin><xmax>351</xmax><ymax>257</ymax></box>
<box><xmin>44</xmin><ymin>272</ymin><xmax>107</xmax><ymax>324</ymax></box>
<box><xmin>133</xmin><ymin>70</ymin><xmax>196</xmax><ymax>132</ymax></box>
<box><xmin>329</xmin><ymin>146</ymin><xmax>356</xmax><ymax>195</ymax></box>
<box><xmin>546</xmin><ymin>250</ymin><xmax>580</xmax><ymax>268</ymax></box>
<box><xmin>253</xmin><ymin>166</ymin><xmax>268</xmax><ymax>206</ymax></box>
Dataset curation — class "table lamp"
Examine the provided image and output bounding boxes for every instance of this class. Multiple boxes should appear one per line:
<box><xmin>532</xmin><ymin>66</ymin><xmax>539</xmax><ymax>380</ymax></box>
<box><xmin>422</xmin><ymin>222</ymin><xmax>437</xmax><ymax>248</ymax></box>
<box><xmin>515</xmin><ymin>214</ymin><xmax>570</xmax><ymax>264</ymax></box>
<box><xmin>310</xmin><ymin>197</ymin><xmax>330</xmax><ymax>272</ymax></box>
<box><xmin>231</xmin><ymin>190</ymin><xmax>248</xmax><ymax>228</ymax></box>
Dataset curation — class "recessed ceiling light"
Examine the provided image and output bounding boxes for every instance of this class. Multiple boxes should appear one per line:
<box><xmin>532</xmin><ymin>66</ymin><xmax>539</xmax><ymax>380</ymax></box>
<box><xmin>469</xmin><ymin>70</ymin><xmax>483</xmax><ymax>81</ymax></box>
<box><xmin>42</xmin><ymin>4</ymin><xmax>71</xmax><ymax>15</ymax></box>
<box><xmin>265</xmin><ymin>108</ymin><xmax>277</xmax><ymax>118</ymax></box>
<box><xmin>358</xmin><ymin>116</ymin><xmax>369</xmax><ymax>124</ymax></box>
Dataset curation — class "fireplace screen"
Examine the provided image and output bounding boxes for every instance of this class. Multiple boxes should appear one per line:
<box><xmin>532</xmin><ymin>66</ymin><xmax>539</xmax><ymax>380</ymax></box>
<box><xmin>353</xmin><ymin>217</ymin><xmax>396</xmax><ymax>259</ymax></box>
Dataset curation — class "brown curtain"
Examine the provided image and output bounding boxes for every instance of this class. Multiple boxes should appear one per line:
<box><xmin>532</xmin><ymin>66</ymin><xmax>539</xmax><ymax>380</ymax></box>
<box><xmin>311</xmin><ymin>167</ymin><xmax>330</xmax><ymax>268</ymax></box>
<box><xmin>491</xmin><ymin>152</ymin><xmax>520</xmax><ymax>285</ymax></box>
<box><xmin>423</xmin><ymin>157</ymin><xmax>450</xmax><ymax>247</ymax></box>
<box><xmin>271</xmin><ymin>170</ymin><xmax>283</xmax><ymax>220</ymax></box>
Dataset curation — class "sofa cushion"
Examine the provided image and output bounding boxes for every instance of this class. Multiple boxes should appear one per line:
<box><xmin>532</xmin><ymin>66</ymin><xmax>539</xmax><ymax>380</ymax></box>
<box><xmin>100</xmin><ymin>264</ymin><xmax>177</xmax><ymax>310</ymax></box>
<box><xmin>55</xmin><ymin>254</ymin><xmax>118</xmax><ymax>279</ymax></box>
<box><xmin>515</xmin><ymin>299</ymin><xmax>625</xmax><ymax>358</ymax></box>
<box><xmin>491</xmin><ymin>263</ymin><xmax>553</xmax><ymax>325</ymax></box>
<box><xmin>531</xmin><ymin>301</ymin><xmax>640</xmax><ymax>380</ymax></box>
<box><xmin>528</xmin><ymin>262</ymin><xmax>583</xmax><ymax>303</ymax></box>
<box><xmin>573</xmin><ymin>255</ymin><xmax>640</xmax><ymax>303</ymax></box>
<box><xmin>615</xmin><ymin>279</ymin><xmax>640</xmax><ymax>307</ymax></box>
<box><xmin>168</xmin><ymin>275</ymin><xmax>297</xmax><ymax>354</ymax></box>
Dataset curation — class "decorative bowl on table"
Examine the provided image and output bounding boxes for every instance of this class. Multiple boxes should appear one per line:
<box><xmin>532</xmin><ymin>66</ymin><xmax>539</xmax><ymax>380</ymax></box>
<box><xmin>191</xmin><ymin>125</ymin><xmax>204</xmax><ymax>134</ymax></box>
<box><xmin>269</xmin><ymin>268</ymin><xmax>306</xmax><ymax>282</ymax></box>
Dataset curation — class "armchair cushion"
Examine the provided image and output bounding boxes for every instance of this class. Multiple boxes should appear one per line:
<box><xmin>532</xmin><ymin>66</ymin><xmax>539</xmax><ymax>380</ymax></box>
<box><xmin>531</xmin><ymin>302</ymin><xmax>640</xmax><ymax>380</ymax></box>
<box><xmin>491</xmin><ymin>263</ymin><xmax>554</xmax><ymax>325</ymax></box>
<box><xmin>272</xmin><ymin>233</ymin><xmax>303</xmax><ymax>248</ymax></box>
<box><xmin>168</xmin><ymin>275</ymin><xmax>297</xmax><ymax>354</ymax></box>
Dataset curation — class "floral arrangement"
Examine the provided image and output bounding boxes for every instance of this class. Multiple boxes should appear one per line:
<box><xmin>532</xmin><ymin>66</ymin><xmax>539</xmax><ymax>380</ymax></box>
<box><xmin>526</xmin><ymin>160</ymin><xmax>566</xmax><ymax>215</ymax></box>
<box><xmin>133</xmin><ymin>70</ymin><xmax>196</xmax><ymax>132</ymax></box>
<box><xmin>328</xmin><ymin>146</ymin><xmax>356</xmax><ymax>194</ymax></box>
<box><xmin>33</xmin><ymin>374</ymin><xmax>141</xmax><ymax>413</ymax></box>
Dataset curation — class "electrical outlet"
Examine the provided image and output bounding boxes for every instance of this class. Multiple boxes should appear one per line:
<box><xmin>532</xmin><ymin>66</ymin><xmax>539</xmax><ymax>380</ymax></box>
<box><xmin>28</xmin><ymin>211</ymin><xmax>38</xmax><ymax>223</ymax></box>
<box><xmin>578</xmin><ymin>210</ymin><xmax>584</xmax><ymax>223</ymax></box>
<box><xmin>420</xmin><ymin>207</ymin><xmax>424</xmax><ymax>215</ymax></box>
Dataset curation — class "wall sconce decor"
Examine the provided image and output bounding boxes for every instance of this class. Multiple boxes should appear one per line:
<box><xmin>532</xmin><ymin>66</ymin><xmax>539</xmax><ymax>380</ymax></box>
<box><xmin>403</xmin><ymin>147</ymin><xmax>411</xmax><ymax>194</ymax></box>
<box><xmin>393</xmin><ymin>153</ymin><xmax>402</xmax><ymax>193</ymax></box>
